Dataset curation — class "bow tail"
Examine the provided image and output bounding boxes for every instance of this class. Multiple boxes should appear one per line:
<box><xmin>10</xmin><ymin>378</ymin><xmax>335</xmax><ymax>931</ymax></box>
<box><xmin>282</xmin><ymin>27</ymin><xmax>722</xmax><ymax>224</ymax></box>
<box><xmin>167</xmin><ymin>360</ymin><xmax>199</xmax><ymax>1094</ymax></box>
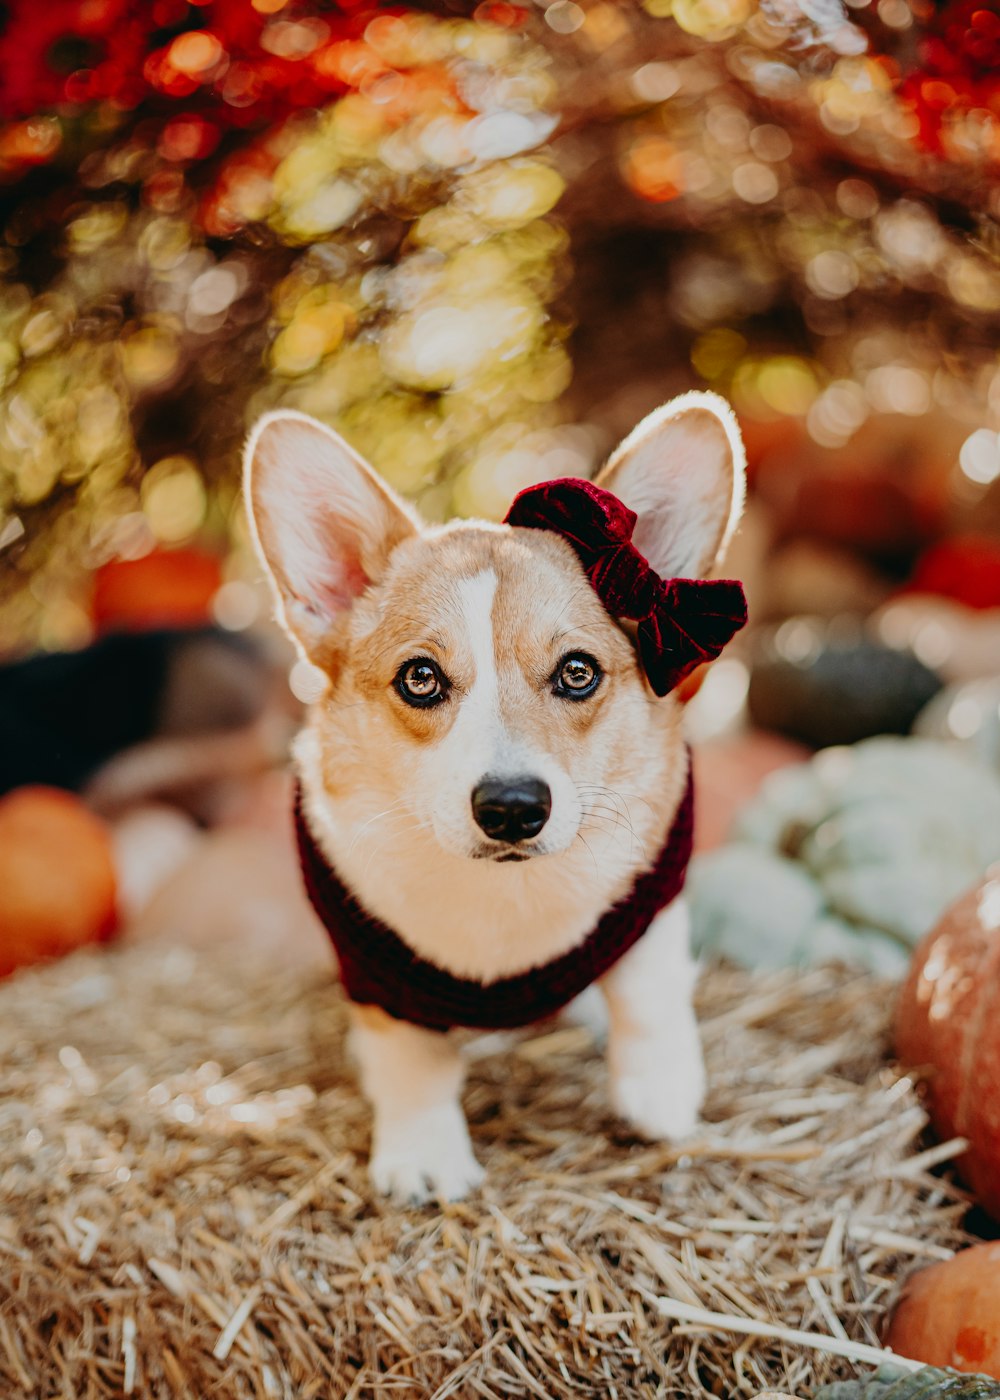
<box><xmin>638</xmin><ymin>581</ymin><xmax>748</xmax><ymax>697</ymax></box>
<box><xmin>636</xmin><ymin>618</ymin><xmax>707</xmax><ymax>697</ymax></box>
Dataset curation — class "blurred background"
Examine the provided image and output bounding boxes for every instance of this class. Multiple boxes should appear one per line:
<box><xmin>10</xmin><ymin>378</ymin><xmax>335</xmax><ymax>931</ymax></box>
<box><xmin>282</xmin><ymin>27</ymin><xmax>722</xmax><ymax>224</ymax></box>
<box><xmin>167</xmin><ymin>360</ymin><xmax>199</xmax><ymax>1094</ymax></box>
<box><xmin>1</xmin><ymin>0</ymin><xmax>1000</xmax><ymax>983</ymax></box>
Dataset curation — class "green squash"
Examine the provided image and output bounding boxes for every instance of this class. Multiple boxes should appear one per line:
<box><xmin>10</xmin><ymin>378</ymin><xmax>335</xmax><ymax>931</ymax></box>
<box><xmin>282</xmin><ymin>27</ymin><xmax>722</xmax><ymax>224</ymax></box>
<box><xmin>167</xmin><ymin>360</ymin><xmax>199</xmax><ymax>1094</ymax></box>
<box><xmin>816</xmin><ymin>1364</ymin><xmax>1000</xmax><ymax>1399</ymax></box>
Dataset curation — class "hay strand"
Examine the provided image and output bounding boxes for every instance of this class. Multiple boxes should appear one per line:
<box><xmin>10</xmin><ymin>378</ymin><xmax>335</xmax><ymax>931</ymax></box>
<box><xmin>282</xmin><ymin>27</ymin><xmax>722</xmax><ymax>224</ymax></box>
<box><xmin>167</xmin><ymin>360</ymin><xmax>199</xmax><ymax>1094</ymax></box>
<box><xmin>653</xmin><ymin>1298</ymin><xmax>926</xmax><ymax>1371</ymax></box>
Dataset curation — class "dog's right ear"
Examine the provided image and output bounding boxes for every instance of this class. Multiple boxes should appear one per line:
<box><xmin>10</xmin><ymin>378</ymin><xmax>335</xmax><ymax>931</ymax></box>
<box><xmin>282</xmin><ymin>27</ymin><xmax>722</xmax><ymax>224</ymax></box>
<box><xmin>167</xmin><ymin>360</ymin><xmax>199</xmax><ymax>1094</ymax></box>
<box><xmin>245</xmin><ymin>410</ymin><xmax>419</xmax><ymax>662</ymax></box>
<box><xmin>595</xmin><ymin>391</ymin><xmax>745</xmax><ymax>581</ymax></box>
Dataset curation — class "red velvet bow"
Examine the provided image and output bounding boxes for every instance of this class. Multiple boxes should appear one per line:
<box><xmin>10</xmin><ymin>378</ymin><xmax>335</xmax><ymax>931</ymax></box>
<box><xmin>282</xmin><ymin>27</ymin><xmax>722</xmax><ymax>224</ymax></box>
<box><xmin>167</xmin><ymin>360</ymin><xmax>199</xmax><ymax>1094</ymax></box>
<box><xmin>505</xmin><ymin>478</ymin><xmax>748</xmax><ymax>697</ymax></box>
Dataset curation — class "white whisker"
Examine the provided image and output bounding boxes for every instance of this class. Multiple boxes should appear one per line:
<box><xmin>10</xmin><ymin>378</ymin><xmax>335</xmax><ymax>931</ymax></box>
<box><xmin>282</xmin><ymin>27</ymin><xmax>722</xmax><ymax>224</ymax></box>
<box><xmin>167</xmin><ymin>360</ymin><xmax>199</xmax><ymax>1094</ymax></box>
<box><xmin>346</xmin><ymin>798</ymin><xmax>413</xmax><ymax>859</ymax></box>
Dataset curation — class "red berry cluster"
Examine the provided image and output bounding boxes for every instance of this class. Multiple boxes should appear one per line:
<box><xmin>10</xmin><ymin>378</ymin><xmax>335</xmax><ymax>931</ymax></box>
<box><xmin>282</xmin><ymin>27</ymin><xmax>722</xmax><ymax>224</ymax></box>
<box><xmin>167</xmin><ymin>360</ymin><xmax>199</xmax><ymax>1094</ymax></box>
<box><xmin>0</xmin><ymin>0</ymin><xmax>376</xmax><ymax>175</ymax></box>
<box><xmin>898</xmin><ymin>0</ymin><xmax>1000</xmax><ymax>157</ymax></box>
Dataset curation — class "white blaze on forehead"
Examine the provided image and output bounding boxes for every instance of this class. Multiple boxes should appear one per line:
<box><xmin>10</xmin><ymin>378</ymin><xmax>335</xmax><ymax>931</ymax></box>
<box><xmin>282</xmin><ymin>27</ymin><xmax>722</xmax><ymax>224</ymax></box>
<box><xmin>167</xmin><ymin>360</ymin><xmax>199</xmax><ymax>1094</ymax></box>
<box><xmin>415</xmin><ymin>568</ymin><xmax>499</xmax><ymax>860</ymax></box>
<box><xmin>456</xmin><ymin>569</ymin><xmax>499</xmax><ymax>708</ymax></box>
<box><xmin>442</xmin><ymin>568</ymin><xmax>506</xmax><ymax>785</ymax></box>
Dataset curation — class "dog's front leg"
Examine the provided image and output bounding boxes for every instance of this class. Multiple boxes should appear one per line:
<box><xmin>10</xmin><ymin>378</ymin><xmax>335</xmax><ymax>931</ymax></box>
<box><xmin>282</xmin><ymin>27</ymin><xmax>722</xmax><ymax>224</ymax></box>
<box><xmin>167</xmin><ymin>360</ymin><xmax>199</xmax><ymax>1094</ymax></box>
<box><xmin>601</xmin><ymin>897</ymin><xmax>705</xmax><ymax>1141</ymax></box>
<box><xmin>349</xmin><ymin>1007</ymin><xmax>484</xmax><ymax>1203</ymax></box>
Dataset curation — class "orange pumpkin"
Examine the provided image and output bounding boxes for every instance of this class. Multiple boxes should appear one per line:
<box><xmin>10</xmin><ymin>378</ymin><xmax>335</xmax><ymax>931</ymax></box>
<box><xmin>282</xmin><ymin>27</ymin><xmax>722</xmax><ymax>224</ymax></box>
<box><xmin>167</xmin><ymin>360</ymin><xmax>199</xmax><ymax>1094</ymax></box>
<box><xmin>895</xmin><ymin>867</ymin><xmax>1000</xmax><ymax>1219</ymax></box>
<box><xmin>0</xmin><ymin>787</ymin><xmax>117</xmax><ymax>978</ymax></box>
<box><xmin>91</xmin><ymin>548</ymin><xmax>222</xmax><ymax>633</ymax></box>
<box><xmin>908</xmin><ymin>535</ymin><xmax>1000</xmax><ymax>611</ymax></box>
<box><xmin>885</xmin><ymin>1244</ymin><xmax>1000</xmax><ymax>1377</ymax></box>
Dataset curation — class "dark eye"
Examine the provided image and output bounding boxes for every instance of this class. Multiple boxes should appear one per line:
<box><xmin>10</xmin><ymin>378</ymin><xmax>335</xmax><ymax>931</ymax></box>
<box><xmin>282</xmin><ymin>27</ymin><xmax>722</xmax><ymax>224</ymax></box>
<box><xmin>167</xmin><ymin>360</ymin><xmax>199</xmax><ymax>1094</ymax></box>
<box><xmin>396</xmin><ymin>657</ymin><xmax>447</xmax><ymax>707</ymax></box>
<box><xmin>553</xmin><ymin>653</ymin><xmax>602</xmax><ymax>700</ymax></box>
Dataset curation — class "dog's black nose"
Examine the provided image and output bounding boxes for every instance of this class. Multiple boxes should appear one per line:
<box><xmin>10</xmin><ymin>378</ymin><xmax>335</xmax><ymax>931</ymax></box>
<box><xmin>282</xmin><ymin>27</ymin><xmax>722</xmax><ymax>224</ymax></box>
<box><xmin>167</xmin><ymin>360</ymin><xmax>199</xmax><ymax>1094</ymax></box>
<box><xmin>471</xmin><ymin>777</ymin><xmax>551</xmax><ymax>844</ymax></box>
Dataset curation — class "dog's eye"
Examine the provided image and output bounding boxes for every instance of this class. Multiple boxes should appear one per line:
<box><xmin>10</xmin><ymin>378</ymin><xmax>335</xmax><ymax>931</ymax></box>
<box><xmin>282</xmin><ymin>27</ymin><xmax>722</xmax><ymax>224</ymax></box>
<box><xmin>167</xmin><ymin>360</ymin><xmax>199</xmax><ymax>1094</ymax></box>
<box><xmin>396</xmin><ymin>657</ymin><xmax>447</xmax><ymax>707</ymax></box>
<box><xmin>553</xmin><ymin>653</ymin><xmax>601</xmax><ymax>700</ymax></box>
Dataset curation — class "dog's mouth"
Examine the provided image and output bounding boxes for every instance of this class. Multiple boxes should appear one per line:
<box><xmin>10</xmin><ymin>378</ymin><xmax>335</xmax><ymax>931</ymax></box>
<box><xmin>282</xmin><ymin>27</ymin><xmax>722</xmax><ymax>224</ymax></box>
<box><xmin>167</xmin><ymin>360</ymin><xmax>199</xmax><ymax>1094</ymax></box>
<box><xmin>471</xmin><ymin>844</ymin><xmax>536</xmax><ymax>863</ymax></box>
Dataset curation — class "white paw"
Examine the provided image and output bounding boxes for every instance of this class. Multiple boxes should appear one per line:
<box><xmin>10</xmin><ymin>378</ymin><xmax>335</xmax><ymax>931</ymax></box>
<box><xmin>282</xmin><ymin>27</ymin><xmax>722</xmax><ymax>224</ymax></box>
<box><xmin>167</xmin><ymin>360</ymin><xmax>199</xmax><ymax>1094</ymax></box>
<box><xmin>609</xmin><ymin>1040</ymin><xmax>706</xmax><ymax>1142</ymax></box>
<box><xmin>370</xmin><ymin>1132</ymin><xmax>485</xmax><ymax>1204</ymax></box>
<box><xmin>611</xmin><ymin>1070</ymin><xmax>703</xmax><ymax>1141</ymax></box>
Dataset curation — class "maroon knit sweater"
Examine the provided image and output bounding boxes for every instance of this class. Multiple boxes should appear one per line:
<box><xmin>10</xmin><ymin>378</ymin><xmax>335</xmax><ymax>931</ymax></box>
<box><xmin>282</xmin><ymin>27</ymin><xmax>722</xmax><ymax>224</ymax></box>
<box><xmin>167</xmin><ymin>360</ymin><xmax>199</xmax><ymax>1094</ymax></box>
<box><xmin>294</xmin><ymin>766</ymin><xmax>694</xmax><ymax>1032</ymax></box>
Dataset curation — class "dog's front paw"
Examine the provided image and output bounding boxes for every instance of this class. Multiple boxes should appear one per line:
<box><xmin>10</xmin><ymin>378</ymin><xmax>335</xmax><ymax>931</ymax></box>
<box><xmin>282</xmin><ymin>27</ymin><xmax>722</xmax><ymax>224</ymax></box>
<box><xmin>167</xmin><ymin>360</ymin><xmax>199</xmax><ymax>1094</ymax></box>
<box><xmin>370</xmin><ymin>1119</ymin><xmax>485</xmax><ymax>1204</ymax></box>
<box><xmin>609</xmin><ymin>1037</ymin><xmax>706</xmax><ymax>1142</ymax></box>
<box><xmin>611</xmin><ymin>1069</ymin><xmax>702</xmax><ymax>1141</ymax></box>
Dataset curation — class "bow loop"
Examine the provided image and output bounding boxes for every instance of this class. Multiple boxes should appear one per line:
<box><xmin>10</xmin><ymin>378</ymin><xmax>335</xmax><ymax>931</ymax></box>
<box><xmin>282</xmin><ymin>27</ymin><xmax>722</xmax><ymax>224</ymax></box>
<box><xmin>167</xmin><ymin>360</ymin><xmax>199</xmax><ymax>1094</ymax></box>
<box><xmin>504</xmin><ymin>475</ymin><xmax>637</xmax><ymax>559</ymax></box>
<box><xmin>589</xmin><ymin>542</ymin><xmax>658</xmax><ymax>623</ymax></box>
<box><xmin>505</xmin><ymin>477</ymin><xmax>747</xmax><ymax>697</ymax></box>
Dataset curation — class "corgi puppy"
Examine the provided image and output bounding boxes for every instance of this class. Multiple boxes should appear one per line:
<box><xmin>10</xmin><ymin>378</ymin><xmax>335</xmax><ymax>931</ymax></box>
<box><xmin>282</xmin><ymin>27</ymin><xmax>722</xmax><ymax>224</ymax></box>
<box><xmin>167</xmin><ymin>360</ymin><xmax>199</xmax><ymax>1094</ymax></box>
<box><xmin>245</xmin><ymin>392</ymin><xmax>745</xmax><ymax>1201</ymax></box>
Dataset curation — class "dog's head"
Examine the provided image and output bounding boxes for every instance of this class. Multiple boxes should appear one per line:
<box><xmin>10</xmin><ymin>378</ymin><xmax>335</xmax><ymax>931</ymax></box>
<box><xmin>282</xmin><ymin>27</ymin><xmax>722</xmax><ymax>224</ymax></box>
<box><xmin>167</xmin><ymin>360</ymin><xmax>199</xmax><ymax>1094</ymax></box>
<box><xmin>245</xmin><ymin>394</ymin><xmax>744</xmax><ymax>874</ymax></box>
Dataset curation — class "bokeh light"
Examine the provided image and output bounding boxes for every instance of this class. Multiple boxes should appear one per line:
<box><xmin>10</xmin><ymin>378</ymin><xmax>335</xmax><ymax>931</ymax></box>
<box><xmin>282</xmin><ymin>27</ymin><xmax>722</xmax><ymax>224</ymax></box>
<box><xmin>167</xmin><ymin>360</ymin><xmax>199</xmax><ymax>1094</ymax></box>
<box><xmin>0</xmin><ymin>0</ymin><xmax>999</xmax><ymax>649</ymax></box>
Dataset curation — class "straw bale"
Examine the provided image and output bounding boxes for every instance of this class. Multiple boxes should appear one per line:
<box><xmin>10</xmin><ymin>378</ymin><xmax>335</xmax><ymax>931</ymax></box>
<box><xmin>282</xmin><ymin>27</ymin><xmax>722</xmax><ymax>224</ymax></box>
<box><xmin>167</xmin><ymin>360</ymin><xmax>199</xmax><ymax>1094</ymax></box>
<box><xmin>0</xmin><ymin>946</ymin><xmax>968</xmax><ymax>1398</ymax></box>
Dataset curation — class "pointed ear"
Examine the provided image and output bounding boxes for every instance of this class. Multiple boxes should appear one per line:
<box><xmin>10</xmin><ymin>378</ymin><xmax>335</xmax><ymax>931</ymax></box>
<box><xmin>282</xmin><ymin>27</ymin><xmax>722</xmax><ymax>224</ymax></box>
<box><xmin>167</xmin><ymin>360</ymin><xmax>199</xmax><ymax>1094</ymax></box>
<box><xmin>244</xmin><ymin>410</ymin><xmax>419</xmax><ymax>662</ymax></box>
<box><xmin>595</xmin><ymin>391</ymin><xmax>746</xmax><ymax>579</ymax></box>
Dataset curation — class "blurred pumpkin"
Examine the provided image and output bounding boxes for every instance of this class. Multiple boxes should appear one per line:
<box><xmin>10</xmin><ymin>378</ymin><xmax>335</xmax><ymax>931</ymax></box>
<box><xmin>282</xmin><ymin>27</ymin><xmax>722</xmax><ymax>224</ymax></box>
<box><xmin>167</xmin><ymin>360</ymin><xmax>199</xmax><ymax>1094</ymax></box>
<box><xmin>895</xmin><ymin>867</ymin><xmax>1000</xmax><ymax>1219</ymax></box>
<box><xmin>747</xmin><ymin>618</ymin><xmax>943</xmax><ymax>749</ymax></box>
<box><xmin>690</xmin><ymin>739</ymin><xmax>1000</xmax><ymax>977</ymax></box>
<box><xmin>0</xmin><ymin>786</ymin><xmax>117</xmax><ymax>977</ymax></box>
<box><xmin>118</xmin><ymin>778</ymin><xmax>330</xmax><ymax>972</ymax></box>
<box><xmin>907</xmin><ymin>536</ymin><xmax>1000</xmax><ymax>611</ymax></box>
<box><xmin>885</xmin><ymin>1244</ymin><xmax>1000</xmax><ymax>1378</ymax></box>
<box><xmin>915</xmin><ymin>678</ymin><xmax>1000</xmax><ymax>775</ymax></box>
<box><xmin>91</xmin><ymin>548</ymin><xmax>222</xmax><ymax>633</ymax></box>
<box><xmin>816</xmin><ymin>1364</ymin><xmax>1000</xmax><ymax>1397</ymax></box>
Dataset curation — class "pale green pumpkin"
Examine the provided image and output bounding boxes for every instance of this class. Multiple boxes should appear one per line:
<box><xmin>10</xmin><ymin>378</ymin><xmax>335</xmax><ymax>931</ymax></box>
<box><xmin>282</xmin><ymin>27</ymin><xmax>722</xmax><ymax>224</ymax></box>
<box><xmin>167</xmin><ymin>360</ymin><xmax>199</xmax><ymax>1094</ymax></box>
<box><xmin>688</xmin><ymin>737</ymin><xmax>1000</xmax><ymax>974</ymax></box>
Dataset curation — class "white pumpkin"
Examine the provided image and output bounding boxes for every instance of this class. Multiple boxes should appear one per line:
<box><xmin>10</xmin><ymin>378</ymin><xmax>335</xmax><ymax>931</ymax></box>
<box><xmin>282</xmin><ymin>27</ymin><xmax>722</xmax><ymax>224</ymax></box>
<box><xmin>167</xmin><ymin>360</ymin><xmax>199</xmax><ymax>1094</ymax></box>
<box><xmin>689</xmin><ymin>737</ymin><xmax>1000</xmax><ymax>973</ymax></box>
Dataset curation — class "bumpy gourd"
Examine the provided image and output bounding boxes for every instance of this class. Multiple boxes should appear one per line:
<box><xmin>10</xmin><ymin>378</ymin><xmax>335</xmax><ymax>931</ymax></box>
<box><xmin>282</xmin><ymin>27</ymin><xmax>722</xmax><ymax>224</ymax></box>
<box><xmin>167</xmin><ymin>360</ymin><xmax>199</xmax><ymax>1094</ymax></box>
<box><xmin>817</xmin><ymin>1365</ymin><xmax>1000</xmax><ymax>1398</ymax></box>
<box><xmin>689</xmin><ymin>738</ymin><xmax>1000</xmax><ymax>974</ymax></box>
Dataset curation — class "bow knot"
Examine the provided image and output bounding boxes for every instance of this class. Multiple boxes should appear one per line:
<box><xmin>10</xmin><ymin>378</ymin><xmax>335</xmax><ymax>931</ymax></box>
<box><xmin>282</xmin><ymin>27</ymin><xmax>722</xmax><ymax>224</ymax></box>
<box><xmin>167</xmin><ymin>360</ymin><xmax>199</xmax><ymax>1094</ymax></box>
<box><xmin>505</xmin><ymin>477</ymin><xmax>747</xmax><ymax>697</ymax></box>
<box><xmin>588</xmin><ymin>539</ymin><xmax>658</xmax><ymax>622</ymax></box>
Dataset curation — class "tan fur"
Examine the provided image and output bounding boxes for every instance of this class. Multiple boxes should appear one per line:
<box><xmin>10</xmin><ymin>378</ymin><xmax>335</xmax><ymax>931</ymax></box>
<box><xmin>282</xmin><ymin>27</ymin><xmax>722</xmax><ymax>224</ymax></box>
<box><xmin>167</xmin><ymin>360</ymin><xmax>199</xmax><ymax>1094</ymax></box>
<box><xmin>352</xmin><ymin>1005</ymin><xmax>398</xmax><ymax>1033</ymax></box>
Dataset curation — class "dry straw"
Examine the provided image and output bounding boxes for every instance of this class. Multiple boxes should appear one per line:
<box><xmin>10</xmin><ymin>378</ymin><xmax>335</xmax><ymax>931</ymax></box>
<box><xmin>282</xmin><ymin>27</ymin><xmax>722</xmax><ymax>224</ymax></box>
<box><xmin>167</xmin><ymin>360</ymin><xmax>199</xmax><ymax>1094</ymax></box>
<box><xmin>0</xmin><ymin>945</ymin><xmax>968</xmax><ymax>1398</ymax></box>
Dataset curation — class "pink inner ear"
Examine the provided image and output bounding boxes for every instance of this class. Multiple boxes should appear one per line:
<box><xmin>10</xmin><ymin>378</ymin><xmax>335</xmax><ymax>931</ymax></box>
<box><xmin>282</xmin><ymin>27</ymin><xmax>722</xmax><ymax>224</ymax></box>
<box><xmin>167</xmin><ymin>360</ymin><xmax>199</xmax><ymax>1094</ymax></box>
<box><xmin>333</xmin><ymin>550</ymin><xmax>370</xmax><ymax>607</ymax></box>
<box><xmin>250</xmin><ymin>412</ymin><xmax>418</xmax><ymax>636</ymax></box>
<box><xmin>297</xmin><ymin>526</ymin><xmax>372</xmax><ymax>619</ymax></box>
<box><xmin>267</xmin><ymin>498</ymin><xmax>374</xmax><ymax>624</ymax></box>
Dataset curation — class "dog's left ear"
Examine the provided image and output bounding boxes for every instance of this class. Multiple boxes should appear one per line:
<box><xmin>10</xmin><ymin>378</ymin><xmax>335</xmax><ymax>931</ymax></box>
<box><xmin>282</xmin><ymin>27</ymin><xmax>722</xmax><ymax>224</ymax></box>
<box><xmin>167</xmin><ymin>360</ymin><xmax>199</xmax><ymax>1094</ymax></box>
<box><xmin>595</xmin><ymin>391</ymin><xmax>746</xmax><ymax>579</ymax></box>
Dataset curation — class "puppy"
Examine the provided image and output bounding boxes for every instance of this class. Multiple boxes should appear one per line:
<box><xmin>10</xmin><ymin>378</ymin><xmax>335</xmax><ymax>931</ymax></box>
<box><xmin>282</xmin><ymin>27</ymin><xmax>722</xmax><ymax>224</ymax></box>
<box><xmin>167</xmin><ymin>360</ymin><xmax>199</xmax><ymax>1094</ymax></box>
<box><xmin>245</xmin><ymin>392</ymin><xmax>746</xmax><ymax>1201</ymax></box>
